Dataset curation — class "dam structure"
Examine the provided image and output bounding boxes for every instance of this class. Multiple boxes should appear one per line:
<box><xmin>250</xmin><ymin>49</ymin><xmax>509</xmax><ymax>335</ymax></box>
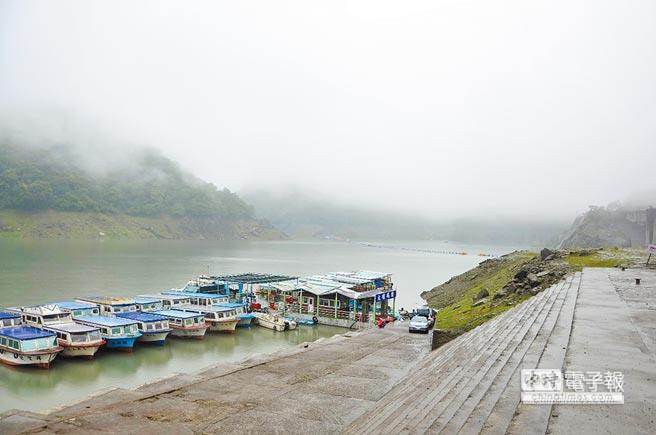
<box><xmin>2</xmin><ymin>268</ymin><xmax>654</xmax><ymax>434</ymax></box>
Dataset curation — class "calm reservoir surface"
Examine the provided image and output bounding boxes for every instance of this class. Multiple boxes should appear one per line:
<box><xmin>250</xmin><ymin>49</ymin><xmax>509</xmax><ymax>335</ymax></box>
<box><xmin>0</xmin><ymin>239</ymin><xmax>518</xmax><ymax>412</ymax></box>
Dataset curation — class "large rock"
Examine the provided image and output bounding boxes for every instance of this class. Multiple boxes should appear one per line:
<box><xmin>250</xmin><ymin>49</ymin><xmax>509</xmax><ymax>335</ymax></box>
<box><xmin>527</xmin><ymin>273</ymin><xmax>540</xmax><ymax>287</ymax></box>
<box><xmin>540</xmin><ymin>248</ymin><xmax>554</xmax><ymax>260</ymax></box>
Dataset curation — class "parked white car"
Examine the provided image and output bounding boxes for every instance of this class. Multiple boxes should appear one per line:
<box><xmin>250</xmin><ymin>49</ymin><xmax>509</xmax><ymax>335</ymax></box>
<box><xmin>408</xmin><ymin>315</ymin><xmax>431</xmax><ymax>333</ymax></box>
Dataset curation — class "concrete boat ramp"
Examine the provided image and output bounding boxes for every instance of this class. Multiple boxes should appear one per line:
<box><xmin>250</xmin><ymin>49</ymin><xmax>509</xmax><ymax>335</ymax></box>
<box><xmin>2</xmin><ymin>268</ymin><xmax>655</xmax><ymax>434</ymax></box>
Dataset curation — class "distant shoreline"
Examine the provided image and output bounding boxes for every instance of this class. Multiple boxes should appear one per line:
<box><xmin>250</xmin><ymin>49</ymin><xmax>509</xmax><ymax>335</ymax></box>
<box><xmin>0</xmin><ymin>209</ymin><xmax>286</xmax><ymax>241</ymax></box>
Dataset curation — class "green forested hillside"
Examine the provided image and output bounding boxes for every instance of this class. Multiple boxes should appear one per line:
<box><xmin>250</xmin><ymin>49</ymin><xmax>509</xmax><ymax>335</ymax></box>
<box><xmin>0</xmin><ymin>143</ymin><xmax>253</xmax><ymax>219</ymax></box>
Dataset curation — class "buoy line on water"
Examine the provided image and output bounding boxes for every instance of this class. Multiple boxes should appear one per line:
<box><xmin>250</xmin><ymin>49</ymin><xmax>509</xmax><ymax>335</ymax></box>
<box><xmin>353</xmin><ymin>241</ymin><xmax>497</xmax><ymax>258</ymax></box>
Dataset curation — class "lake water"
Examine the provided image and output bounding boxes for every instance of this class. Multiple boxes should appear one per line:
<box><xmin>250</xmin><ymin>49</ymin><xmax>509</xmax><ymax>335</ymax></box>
<box><xmin>0</xmin><ymin>238</ymin><xmax>518</xmax><ymax>413</ymax></box>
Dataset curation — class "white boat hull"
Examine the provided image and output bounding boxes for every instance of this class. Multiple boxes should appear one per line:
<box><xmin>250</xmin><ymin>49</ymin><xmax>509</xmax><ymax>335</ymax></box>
<box><xmin>59</xmin><ymin>340</ymin><xmax>105</xmax><ymax>359</ymax></box>
<box><xmin>207</xmin><ymin>318</ymin><xmax>239</xmax><ymax>333</ymax></box>
<box><xmin>0</xmin><ymin>348</ymin><xmax>61</xmax><ymax>369</ymax></box>
<box><xmin>138</xmin><ymin>331</ymin><xmax>171</xmax><ymax>344</ymax></box>
<box><xmin>254</xmin><ymin>314</ymin><xmax>287</xmax><ymax>332</ymax></box>
<box><xmin>170</xmin><ymin>326</ymin><xmax>208</xmax><ymax>339</ymax></box>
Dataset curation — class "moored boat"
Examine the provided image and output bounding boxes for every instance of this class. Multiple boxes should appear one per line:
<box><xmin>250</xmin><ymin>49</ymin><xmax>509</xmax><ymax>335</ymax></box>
<box><xmin>0</xmin><ymin>311</ymin><xmax>22</xmax><ymax>328</ymax></box>
<box><xmin>0</xmin><ymin>326</ymin><xmax>63</xmax><ymax>368</ymax></box>
<box><xmin>153</xmin><ymin>310</ymin><xmax>208</xmax><ymax>339</ymax></box>
<box><xmin>17</xmin><ymin>305</ymin><xmax>104</xmax><ymax>359</ymax></box>
<box><xmin>52</xmin><ymin>300</ymin><xmax>101</xmax><ymax>317</ymax></box>
<box><xmin>74</xmin><ymin>316</ymin><xmax>141</xmax><ymax>351</ymax></box>
<box><xmin>217</xmin><ymin>302</ymin><xmax>255</xmax><ymax>327</ymax></box>
<box><xmin>116</xmin><ymin>312</ymin><xmax>171</xmax><ymax>345</ymax></box>
<box><xmin>253</xmin><ymin>312</ymin><xmax>287</xmax><ymax>332</ymax></box>
<box><xmin>139</xmin><ymin>293</ymin><xmax>190</xmax><ymax>310</ymax></box>
<box><xmin>44</xmin><ymin>322</ymin><xmax>106</xmax><ymax>359</ymax></box>
<box><xmin>76</xmin><ymin>296</ymin><xmax>137</xmax><ymax>316</ymax></box>
<box><xmin>163</xmin><ymin>291</ymin><xmax>229</xmax><ymax>306</ymax></box>
<box><xmin>283</xmin><ymin>317</ymin><xmax>298</xmax><ymax>330</ymax></box>
<box><xmin>176</xmin><ymin>306</ymin><xmax>239</xmax><ymax>333</ymax></box>
<box><xmin>134</xmin><ymin>296</ymin><xmax>164</xmax><ymax>312</ymax></box>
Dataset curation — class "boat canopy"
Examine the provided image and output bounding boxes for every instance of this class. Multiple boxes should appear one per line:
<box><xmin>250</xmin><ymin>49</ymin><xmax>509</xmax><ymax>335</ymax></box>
<box><xmin>164</xmin><ymin>291</ymin><xmax>226</xmax><ymax>299</ymax></box>
<box><xmin>0</xmin><ymin>325</ymin><xmax>56</xmax><ymax>340</ymax></box>
<box><xmin>20</xmin><ymin>304</ymin><xmax>69</xmax><ymax>317</ymax></box>
<box><xmin>134</xmin><ymin>296</ymin><xmax>163</xmax><ymax>304</ymax></box>
<box><xmin>45</xmin><ymin>322</ymin><xmax>98</xmax><ymax>333</ymax></box>
<box><xmin>52</xmin><ymin>301</ymin><xmax>98</xmax><ymax>310</ymax></box>
<box><xmin>140</xmin><ymin>293</ymin><xmax>190</xmax><ymax>301</ymax></box>
<box><xmin>116</xmin><ymin>312</ymin><xmax>169</xmax><ymax>322</ymax></box>
<box><xmin>0</xmin><ymin>311</ymin><xmax>21</xmax><ymax>320</ymax></box>
<box><xmin>77</xmin><ymin>296</ymin><xmax>136</xmax><ymax>306</ymax></box>
<box><xmin>153</xmin><ymin>310</ymin><xmax>204</xmax><ymax>319</ymax></box>
<box><xmin>74</xmin><ymin>315</ymin><xmax>137</xmax><ymax>327</ymax></box>
<box><xmin>210</xmin><ymin>273</ymin><xmax>298</xmax><ymax>284</ymax></box>
<box><xmin>179</xmin><ymin>305</ymin><xmax>234</xmax><ymax>313</ymax></box>
<box><xmin>216</xmin><ymin>302</ymin><xmax>247</xmax><ymax>308</ymax></box>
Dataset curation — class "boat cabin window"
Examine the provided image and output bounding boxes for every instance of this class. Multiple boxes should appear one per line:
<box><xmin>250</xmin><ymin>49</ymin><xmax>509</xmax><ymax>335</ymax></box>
<box><xmin>101</xmin><ymin>327</ymin><xmax>109</xmax><ymax>334</ymax></box>
<box><xmin>137</xmin><ymin>324</ymin><xmax>143</xmax><ymax>330</ymax></box>
<box><xmin>71</xmin><ymin>333</ymin><xmax>88</xmax><ymax>343</ymax></box>
<box><xmin>21</xmin><ymin>337</ymin><xmax>56</xmax><ymax>351</ymax></box>
<box><xmin>111</xmin><ymin>327</ymin><xmax>122</xmax><ymax>335</ymax></box>
<box><xmin>73</xmin><ymin>310</ymin><xmax>82</xmax><ymax>316</ymax></box>
<box><xmin>2</xmin><ymin>319</ymin><xmax>15</xmax><ymax>327</ymax></box>
<box><xmin>8</xmin><ymin>339</ymin><xmax>19</xmax><ymax>350</ymax></box>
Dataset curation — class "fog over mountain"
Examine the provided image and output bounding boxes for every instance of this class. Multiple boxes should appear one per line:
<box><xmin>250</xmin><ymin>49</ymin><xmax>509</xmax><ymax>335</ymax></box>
<box><xmin>1</xmin><ymin>0</ymin><xmax>655</xmax><ymax>223</ymax></box>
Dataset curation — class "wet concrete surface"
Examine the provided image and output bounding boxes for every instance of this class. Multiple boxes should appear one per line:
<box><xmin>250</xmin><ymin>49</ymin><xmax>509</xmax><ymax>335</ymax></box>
<box><xmin>0</xmin><ymin>326</ymin><xmax>429</xmax><ymax>434</ymax></box>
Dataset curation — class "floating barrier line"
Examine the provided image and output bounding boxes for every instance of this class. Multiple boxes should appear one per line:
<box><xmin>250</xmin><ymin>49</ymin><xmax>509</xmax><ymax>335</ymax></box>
<box><xmin>352</xmin><ymin>241</ymin><xmax>497</xmax><ymax>258</ymax></box>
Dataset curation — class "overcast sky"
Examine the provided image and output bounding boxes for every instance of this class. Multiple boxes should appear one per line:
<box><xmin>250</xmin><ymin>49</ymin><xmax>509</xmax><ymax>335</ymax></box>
<box><xmin>1</xmin><ymin>0</ymin><xmax>655</xmax><ymax>220</ymax></box>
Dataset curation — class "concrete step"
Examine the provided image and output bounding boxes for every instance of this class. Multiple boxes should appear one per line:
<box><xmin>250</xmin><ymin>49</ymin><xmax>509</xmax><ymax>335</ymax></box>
<box><xmin>354</xmin><ymin>294</ymin><xmax>540</xmax><ymax>424</ymax></box>
<box><xmin>503</xmin><ymin>272</ymin><xmax>581</xmax><ymax>435</ymax></box>
<box><xmin>346</xmin><ymin>279</ymin><xmax>563</xmax><ymax>434</ymax></box>
<box><xmin>344</xmin><ymin>295</ymin><xmax>542</xmax><ymax>434</ymax></box>
<box><xmin>347</xmin><ymin>288</ymin><xmax>553</xmax><ymax>434</ymax></box>
<box><xmin>354</xmin><ymin>289</ymin><xmax>549</xmax><ymax>432</ymax></box>
<box><xmin>456</xmin><ymin>273</ymin><xmax>579</xmax><ymax>435</ymax></box>
<box><xmin>413</xmin><ymin>279</ymin><xmax>569</xmax><ymax>433</ymax></box>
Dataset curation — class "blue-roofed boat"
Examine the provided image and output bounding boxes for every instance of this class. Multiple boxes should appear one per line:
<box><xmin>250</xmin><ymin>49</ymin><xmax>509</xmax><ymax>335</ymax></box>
<box><xmin>134</xmin><ymin>296</ymin><xmax>164</xmax><ymax>312</ymax></box>
<box><xmin>140</xmin><ymin>293</ymin><xmax>191</xmax><ymax>310</ymax></box>
<box><xmin>116</xmin><ymin>312</ymin><xmax>171</xmax><ymax>345</ymax></box>
<box><xmin>0</xmin><ymin>326</ymin><xmax>63</xmax><ymax>368</ymax></box>
<box><xmin>162</xmin><ymin>291</ymin><xmax>229</xmax><ymax>307</ymax></box>
<box><xmin>0</xmin><ymin>311</ymin><xmax>22</xmax><ymax>329</ymax></box>
<box><xmin>74</xmin><ymin>316</ymin><xmax>141</xmax><ymax>351</ymax></box>
<box><xmin>152</xmin><ymin>310</ymin><xmax>208</xmax><ymax>339</ymax></box>
<box><xmin>76</xmin><ymin>296</ymin><xmax>137</xmax><ymax>316</ymax></box>
<box><xmin>18</xmin><ymin>305</ymin><xmax>105</xmax><ymax>359</ymax></box>
<box><xmin>216</xmin><ymin>302</ymin><xmax>255</xmax><ymax>327</ymax></box>
<box><xmin>175</xmin><ymin>305</ymin><xmax>239</xmax><ymax>333</ymax></box>
<box><xmin>52</xmin><ymin>300</ymin><xmax>101</xmax><ymax>318</ymax></box>
<box><xmin>182</xmin><ymin>277</ymin><xmax>219</xmax><ymax>293</ymax></box>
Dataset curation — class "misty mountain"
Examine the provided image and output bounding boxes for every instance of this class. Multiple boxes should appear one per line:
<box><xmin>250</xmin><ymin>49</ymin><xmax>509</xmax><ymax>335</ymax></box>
<box><xmin>0</xmin><ymin>143</ymin><xmax>253</xmax><ymax>219</ymax></box>
<box><xmin>0</xmin><ymin>143</ymin><xmax>284</xmax><ymax>240</ymax></box>
<box><xmin>244</xmin><ymin>189</ymin><xmax>567</xmax><ymax>246</ymax></box>
<box><xmin>558</xmin><ymin>203</ymin><xmax>651</xmax><ymax>248</ymax></box>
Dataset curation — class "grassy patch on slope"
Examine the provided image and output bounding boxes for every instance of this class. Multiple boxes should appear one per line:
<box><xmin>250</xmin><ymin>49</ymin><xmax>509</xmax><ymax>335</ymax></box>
<box><xmin>434</xmin><ymin>251</ymin><xmax>536</xmax><ymax>332</ymax></box>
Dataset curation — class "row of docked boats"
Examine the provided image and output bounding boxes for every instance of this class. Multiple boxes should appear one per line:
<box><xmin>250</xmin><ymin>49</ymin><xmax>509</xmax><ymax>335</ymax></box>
<box><xmin>0</xmin><ymin>289</ymin><xmax>295</xmax><ymax>369</ymax></box>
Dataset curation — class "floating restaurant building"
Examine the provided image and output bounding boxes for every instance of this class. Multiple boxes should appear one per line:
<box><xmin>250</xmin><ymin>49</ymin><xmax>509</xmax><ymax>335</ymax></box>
<box><xmin>259</xmin><ymin>270</ymin><xmax>396</xmax><ymax>328</ymax></box>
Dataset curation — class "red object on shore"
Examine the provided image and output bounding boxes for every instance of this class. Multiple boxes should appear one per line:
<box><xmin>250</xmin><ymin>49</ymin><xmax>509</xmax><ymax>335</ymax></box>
<box><xmin>377</xmin><ymin>315</ymin><xmax>395</xmax><ymax>328</ymax></box>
